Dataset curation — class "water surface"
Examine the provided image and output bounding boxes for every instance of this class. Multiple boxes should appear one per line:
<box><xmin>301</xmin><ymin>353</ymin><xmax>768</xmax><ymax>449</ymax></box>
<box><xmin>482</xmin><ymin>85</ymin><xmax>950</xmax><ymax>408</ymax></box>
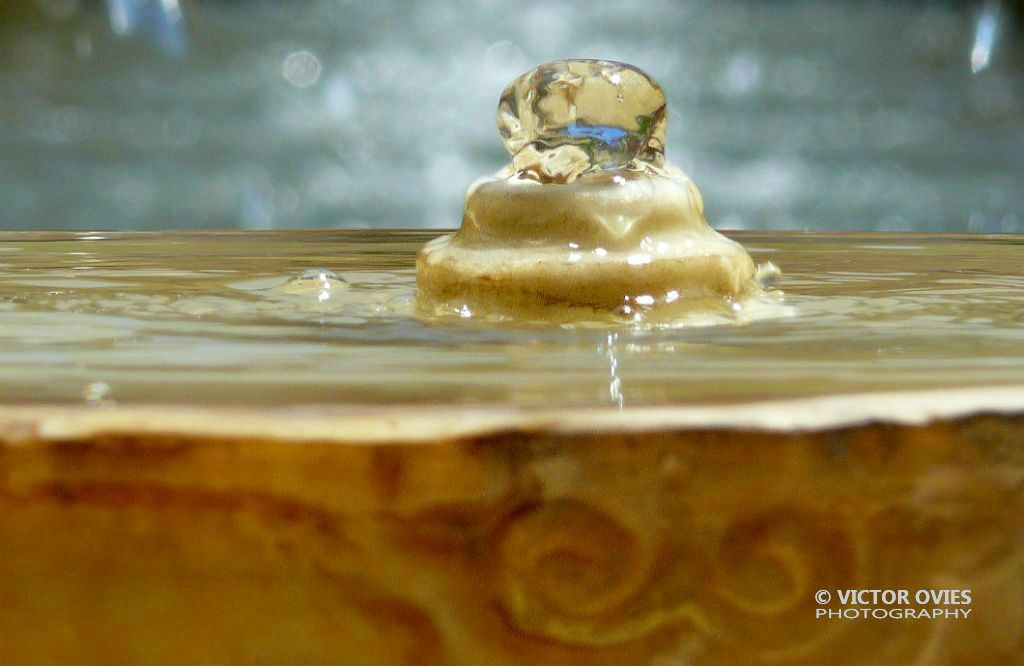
<box><xmin>0</xmin><ymin>230</ymin><xmax>1021</xmax><ymax>408</ymax></box>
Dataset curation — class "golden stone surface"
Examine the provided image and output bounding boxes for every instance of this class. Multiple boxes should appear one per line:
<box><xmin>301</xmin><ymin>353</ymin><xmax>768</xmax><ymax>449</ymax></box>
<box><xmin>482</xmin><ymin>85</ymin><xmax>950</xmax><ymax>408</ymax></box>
<box><xmin>0</xmin><ymin>402</ymin><xmax>1022</xmax><ymax>664</ymax></box>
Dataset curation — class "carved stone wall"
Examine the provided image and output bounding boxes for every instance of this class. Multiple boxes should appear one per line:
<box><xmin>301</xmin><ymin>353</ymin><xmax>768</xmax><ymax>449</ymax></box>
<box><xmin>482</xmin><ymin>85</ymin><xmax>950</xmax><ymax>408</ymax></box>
<box><xmin>1</xmin><ymin>415</ymin><xmax>1022</xmax><ymax>664</ymax></box>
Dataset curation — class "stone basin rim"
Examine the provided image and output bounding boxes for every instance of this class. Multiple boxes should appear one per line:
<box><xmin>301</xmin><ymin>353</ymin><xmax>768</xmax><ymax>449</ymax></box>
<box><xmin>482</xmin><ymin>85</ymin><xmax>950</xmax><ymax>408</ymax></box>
<box><xmin>0</xmin><ymin>229</ymin><xmax>1022</xmax><ymax>242</ymax></box>
<box><xmin>1</xmin><ymin>385</ymin><xmax>1023</xmax><ymax>445</ymax></box>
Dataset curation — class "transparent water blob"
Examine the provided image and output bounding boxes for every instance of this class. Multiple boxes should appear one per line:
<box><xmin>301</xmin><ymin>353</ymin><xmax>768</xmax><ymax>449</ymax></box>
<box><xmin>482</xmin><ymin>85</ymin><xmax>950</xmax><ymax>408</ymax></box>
<box><xmin>282</xmin><ymin>268</ymin><xmax>348</xmax><ymax>302</ymax></box>
<box><xmin>497</xmin><ymin>59</ymin><xmax>667</xmax><ymax>183</ymax></box>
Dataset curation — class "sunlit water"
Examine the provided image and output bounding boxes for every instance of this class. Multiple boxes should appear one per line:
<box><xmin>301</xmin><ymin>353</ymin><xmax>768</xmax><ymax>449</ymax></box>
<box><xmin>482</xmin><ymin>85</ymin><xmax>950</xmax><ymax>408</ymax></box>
<box><xmin>0</xmin><ymin>230</ymin><xmax>1021</xmax><ymax>408</ymax></box>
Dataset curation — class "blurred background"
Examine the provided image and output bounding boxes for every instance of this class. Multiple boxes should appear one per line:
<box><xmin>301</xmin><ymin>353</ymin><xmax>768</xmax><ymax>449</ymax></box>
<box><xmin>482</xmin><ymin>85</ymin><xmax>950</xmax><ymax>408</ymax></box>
<box><xmin>1</xmin><ymin>0</ymin><xmax>1022</xmax><ymax>232</ymax></box>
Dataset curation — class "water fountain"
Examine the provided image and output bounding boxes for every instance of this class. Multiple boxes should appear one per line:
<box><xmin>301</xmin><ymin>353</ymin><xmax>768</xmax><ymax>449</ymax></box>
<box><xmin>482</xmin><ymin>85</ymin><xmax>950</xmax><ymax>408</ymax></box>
<box><xmin>0</xmin><ymin>58</ymin><xmax>1022</xmax><ymax>664</ymax></box>
<box><xmin>418</xmin><ymin>60</ymin><xmax>779</xmax><ymax>327</ymax></box>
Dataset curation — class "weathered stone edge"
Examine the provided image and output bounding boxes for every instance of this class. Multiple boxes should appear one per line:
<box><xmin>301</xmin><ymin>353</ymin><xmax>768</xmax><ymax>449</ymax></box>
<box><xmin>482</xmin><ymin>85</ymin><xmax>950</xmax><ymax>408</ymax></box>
<box><xmin>1</xmin><ymin>385</ymin><xmax>1023</xmax><ymax>445</ymax></box>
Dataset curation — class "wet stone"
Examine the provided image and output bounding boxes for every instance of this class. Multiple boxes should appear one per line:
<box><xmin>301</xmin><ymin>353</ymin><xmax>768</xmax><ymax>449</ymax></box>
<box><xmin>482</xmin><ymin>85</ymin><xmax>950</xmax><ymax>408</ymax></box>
<box><xmin>497</xmin><ymin>59</ymin><xmax>667</xmax><ymax>183</ymax></box>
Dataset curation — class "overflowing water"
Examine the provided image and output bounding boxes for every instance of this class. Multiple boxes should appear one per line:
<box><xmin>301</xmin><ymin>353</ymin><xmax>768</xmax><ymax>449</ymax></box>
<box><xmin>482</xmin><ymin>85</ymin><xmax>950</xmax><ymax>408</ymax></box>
<box><xmin>0</xmin><ymin>230</ymin><xmax>1021</xmax><ymax>407</ymax></box>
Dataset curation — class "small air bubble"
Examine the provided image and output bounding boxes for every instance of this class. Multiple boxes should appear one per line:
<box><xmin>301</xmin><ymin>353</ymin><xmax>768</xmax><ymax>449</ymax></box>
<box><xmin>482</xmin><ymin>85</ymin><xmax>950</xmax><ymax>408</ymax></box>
<box><xmin>613</xmin><ymin>304</ymin><xmax>642</xmax><ymax>323</ymax></box>
<box><xmin>755</xmin><ymin>262</ymin><xmax>782</xmax><ymax>288</ymax></box>
<box><xmin>282</xmin><ymin>268</ymin><xmax>348</xmax><ymax>296</ymax></box>
<box><xmin>83</xmin><ymin>381</ymin><xmax>112</xmax><ymax>405</ymax></box>
<box><xmin>282</xmin><ymin>50</ymin><xmax>323</xmax><ymax>88</ymax></box>
<box><xmin>385</xmin><ymin>294</ymin><xmax>416</xmax><ymax>310</ymax></box>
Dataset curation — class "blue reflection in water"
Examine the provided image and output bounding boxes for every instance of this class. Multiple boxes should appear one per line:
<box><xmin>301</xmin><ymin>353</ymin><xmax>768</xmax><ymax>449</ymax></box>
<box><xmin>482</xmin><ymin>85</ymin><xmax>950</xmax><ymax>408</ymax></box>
<box><xmin>105</xmin><ymin>0</ymin><xmax>189</xmax><ymax>56</ymax></box>
<box><xmin>562</xmin><ymin>123</ymin><xmax>629</xmax><ymax>145</ymax></box>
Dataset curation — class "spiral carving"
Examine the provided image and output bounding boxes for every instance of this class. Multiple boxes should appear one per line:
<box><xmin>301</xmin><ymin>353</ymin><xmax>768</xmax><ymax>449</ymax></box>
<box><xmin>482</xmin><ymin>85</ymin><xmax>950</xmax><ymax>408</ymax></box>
<box><xmin>701</xmin><ymin>508</ymin><xmax>863</xmax><ymax>660</ymax></box>
<box><xmin>491</xmin><ymin>499</ymin><xmax>661</xmax><ymax>646</ymax></box>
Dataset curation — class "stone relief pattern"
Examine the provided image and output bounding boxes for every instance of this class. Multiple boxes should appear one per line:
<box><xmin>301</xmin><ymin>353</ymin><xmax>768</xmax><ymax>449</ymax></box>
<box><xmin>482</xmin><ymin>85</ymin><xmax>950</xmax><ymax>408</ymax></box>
<box><xmin>1</xmin><ymin>417</ymin><xmax>1023</xmax><ymax>664</ymax></box>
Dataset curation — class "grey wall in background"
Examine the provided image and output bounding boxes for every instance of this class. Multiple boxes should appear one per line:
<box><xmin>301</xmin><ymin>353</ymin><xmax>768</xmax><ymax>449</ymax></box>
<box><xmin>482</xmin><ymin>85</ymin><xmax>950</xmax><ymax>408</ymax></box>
<box><xmin>1</xmin><ymin>0</ymin><xmax>1022</xmax><ymax>232</ymax></box>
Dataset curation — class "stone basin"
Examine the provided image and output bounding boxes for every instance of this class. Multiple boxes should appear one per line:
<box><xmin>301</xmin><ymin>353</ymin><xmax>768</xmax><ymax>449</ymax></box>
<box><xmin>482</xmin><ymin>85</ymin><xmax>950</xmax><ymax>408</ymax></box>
<box><xmin>0</xmin><ymin>230</ymin><xmax>1022</xmax><ymax>664</ymax></box>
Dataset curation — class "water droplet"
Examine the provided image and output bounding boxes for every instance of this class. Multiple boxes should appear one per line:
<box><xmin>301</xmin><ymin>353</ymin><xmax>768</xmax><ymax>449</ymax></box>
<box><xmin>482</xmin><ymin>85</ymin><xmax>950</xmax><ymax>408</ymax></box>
<box><xmin>719</xmin><ymin>51</ymin><xmax>762</xmax><ymax>97</ymax></box>
<box><xmin>83</xmin><ymin>381</ymin><xmax>111</xmax><ymax>405</ymax></box>
<box><xmin>282</xmin><ymin>50</ymin><xmax>323</xmax><ymax>88</ymax></box>
<box><xmin>755</xmin><ymin>262</ymin><xmax>782</xmax><ymax>288</ymax></box>
<box><xmin>385</xmin><ymin>293</ymin><xmax>415</xmax><ymax>309</ymax></box>
<box><xmin>613</xmin><ymin>304</ymin><xmax>641</xmax><ymax>323</ymax></box>
<box><xmin>282</xmin><ymin>268</ymin><xmax>347</xmax><ymax>296</ymax></box>
<box><xmin>497</xmin><ymin>59</ymin><xmax>667</xmax><ymax>183</ymax></box>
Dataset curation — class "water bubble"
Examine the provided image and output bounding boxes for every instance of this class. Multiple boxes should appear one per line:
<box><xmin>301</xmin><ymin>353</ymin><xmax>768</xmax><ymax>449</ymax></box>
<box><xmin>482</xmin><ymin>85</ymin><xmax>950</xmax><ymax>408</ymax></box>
<box><xmin>720</xmin><ymin>51</ymin><xmax>762</xmax><ymax>97</ymax></box>
<box><xmin>497</xmin><ymin>59</ymin><xmax>667</xmax><ymax>183</ymax></box>
<box><xmin>83</xmin><ymin>381</ymin><xmax>111</xmax><ymax>405</ymax></box>
<box><xmin>755</xmin><ymin>262</ymin><xmax>782</xmax><ymax>288</ymax></box>
<box><xmin>282</xmin><ymin>268</ymin><xmax>348</xmax><ymax>302</ymax></box>
<box><xmin>385</xmin><ymin>293</ymin><xmax>416</xmax><ymax>309</ymax></box>
<box><xmin>483</xmin><ymin>40</ymin><xmax>527</xmax><ymax>81</ymax></box>
<box><xmin>283</xmin><ymin>50</ymin><xmax>323</xmax><ymax>88</ymax></box>
<box><xmin>323</xmin><ymin>74</ymin><xmax>357</xmax><ymax>120</ymax></box>
<box><xmin>613</xmin><ymin>304</ymin><xmax>641</xmax><ymax>323</ymax></box>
